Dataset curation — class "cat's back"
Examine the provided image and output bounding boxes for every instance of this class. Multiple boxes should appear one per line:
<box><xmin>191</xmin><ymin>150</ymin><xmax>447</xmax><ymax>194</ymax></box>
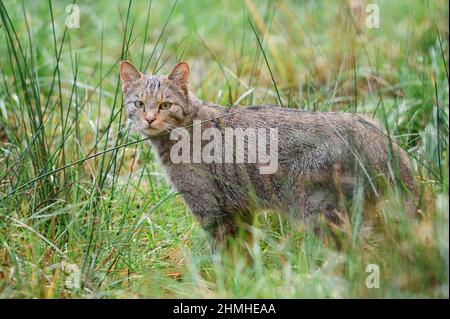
<box><xmin>221</xmin><ymin>104</ymin><xmax>414</xmax><ymax>192</ymax></box>
<box><xmin>220</xmin><ymin>104</ymin><xmax>406</xmax><ymax>172</ymax></box>
<box><xmin>224</xmin><ymin>104</ymin><xmax>382</xmax><ymax>138</ymax></box>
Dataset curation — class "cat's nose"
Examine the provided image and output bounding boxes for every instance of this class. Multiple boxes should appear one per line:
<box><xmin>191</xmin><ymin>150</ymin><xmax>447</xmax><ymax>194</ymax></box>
<box><xmin>145</xmin><ymin>114</ymin><xmax>156</xmax><ymax>126</ymax></box>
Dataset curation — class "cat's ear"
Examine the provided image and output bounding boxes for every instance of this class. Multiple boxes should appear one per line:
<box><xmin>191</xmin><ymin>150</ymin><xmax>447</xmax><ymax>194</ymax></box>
<box><xmin>168</xmin><ymin>61</ymin><xmax>190</xmax><ymax>87</ymax></box>
<box><xmin>120</xmin><ymin>61</ymin><xmax>142</xmax><ymax>82</ymax></box>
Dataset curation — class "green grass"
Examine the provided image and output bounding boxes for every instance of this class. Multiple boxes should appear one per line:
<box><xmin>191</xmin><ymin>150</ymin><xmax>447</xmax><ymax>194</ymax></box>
<box><xmin>0</xmin><ymin>0</ymin><xmax>448</xmax><ymax>298</ymax></box>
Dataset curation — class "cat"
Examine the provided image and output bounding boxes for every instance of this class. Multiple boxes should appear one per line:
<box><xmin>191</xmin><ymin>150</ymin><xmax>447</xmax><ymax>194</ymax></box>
<box><xmin>119</xmin><ymin>60</ymin><xmax>416</xmax><ymax>246</ymax></box>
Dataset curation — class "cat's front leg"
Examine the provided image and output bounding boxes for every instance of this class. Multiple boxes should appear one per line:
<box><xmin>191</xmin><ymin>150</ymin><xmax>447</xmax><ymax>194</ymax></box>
<box><xmin>199</xmin><ymin>211</ymin><xmax>237</xmax><ymax>251</ymax></box>
<box><xmin>201</xmin><ymin>214</ymin><xmax>236</xmax><ymax>240</ymax></box>
<box><xmin>168</xmin><ymin>164</ymin><xmax>238</xmax><ymax>250</ymax></box>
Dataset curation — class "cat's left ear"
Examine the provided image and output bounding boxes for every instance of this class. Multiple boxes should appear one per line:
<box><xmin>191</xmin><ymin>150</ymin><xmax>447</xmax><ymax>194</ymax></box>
<box><xmin>168</xmin><ymin>61</ymin><xmax>190</xmax><ymax>88</ymax></box>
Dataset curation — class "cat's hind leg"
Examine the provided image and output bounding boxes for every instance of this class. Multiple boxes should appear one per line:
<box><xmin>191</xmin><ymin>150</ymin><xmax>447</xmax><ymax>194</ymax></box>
<box><xmin>289</xmin><ymin>188</ymin><xmax>343</xmax><ymax>230</ymax></box>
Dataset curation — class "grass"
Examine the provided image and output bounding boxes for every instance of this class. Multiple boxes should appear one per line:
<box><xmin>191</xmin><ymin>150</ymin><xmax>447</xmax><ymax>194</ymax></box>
<box><xmin>0</xmin><ymin>0</ymin><xmax>448</xmax><ymax>298</ymax></box>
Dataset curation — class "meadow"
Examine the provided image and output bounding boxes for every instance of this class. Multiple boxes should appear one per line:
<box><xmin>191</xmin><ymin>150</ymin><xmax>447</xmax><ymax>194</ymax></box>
<box><xmin>0</xmin><ymin>0</ymin><xmax>448</xmax><ymax>298</ymax></box>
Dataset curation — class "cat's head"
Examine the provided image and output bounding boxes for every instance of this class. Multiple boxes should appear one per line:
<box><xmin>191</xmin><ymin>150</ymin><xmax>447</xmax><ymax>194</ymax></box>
<box><xmin>119</xmin><ymin>61</ymin><xmax>193</xmax><ymax>137</ymax></box>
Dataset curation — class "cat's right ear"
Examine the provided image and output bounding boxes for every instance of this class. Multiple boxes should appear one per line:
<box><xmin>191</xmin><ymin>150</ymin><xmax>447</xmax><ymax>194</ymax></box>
<box><xmin>119</xmin><ymin>61</ymin><xmax>142</xmax><ymax>83</ymax></box>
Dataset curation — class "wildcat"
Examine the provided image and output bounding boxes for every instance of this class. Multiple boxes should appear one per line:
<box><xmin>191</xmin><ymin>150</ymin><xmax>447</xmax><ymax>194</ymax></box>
<box><xmin>119</xmin><ymin>60</ymin><xmax>415</xmax><ymax>245</ymax></box>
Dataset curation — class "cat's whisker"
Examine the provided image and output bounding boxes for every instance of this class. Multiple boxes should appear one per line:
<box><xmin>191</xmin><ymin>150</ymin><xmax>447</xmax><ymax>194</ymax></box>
<box><xmin>163</xmin><ymin>123</ymin><xmax>180</xmax><ymax>133</ymax></box>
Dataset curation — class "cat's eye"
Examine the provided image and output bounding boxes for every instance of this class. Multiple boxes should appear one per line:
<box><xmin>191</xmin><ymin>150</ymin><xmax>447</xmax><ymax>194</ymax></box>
<box><xmin>134</xmin><ymin>101</ymin><xmax>145</xmax><ymax>108</ymax></box>
<box><xmin>159</xmin><ymin>102</ymin><xmax>172</xmax><ymax>111</ymax></box>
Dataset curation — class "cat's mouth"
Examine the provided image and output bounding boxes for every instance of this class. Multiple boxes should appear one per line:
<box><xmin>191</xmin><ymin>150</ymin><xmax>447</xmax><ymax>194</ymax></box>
<box><xmin>141</xmin><ymin>122</ymin><xmax>165</xmax><ymax>137</ymax></box>
<box><xmin>142</xmin><ymin>126</ymin><xmax>162</xmax><ymax>137</ymax></box>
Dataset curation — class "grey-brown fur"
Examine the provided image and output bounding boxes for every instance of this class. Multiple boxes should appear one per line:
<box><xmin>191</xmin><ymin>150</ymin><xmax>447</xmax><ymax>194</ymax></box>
<box><xmin>119</xmin><ymin>61</ymin><xmax>416</xmax><ymax>245</ymax></box>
